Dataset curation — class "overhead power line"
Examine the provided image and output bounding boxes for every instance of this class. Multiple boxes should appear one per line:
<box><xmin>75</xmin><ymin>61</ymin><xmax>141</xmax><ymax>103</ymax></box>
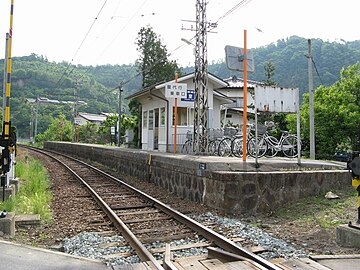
<box><xmin>56</xmin><ymin>0</ymin><xmax>109</xmax><ymax>87</ymax></box>
<box><xmin>215</xmin><ymin>0</ymin><xmax>252</xmax><ymax>24</ymax></box>
<box><xmin>312</xmin><ymin>58</ymin><xmax>324</xmax><ymax>85</ymax></box>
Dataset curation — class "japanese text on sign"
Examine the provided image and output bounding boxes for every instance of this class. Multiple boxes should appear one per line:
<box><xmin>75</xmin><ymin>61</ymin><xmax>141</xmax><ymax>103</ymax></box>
<box><xmin>165</xmin><ymin>83</ymin><xmax>188</xmax><ymax>98</ymax></box>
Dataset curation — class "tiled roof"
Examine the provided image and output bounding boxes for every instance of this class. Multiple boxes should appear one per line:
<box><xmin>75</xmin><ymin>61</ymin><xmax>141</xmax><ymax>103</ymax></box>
<box><xmin>223</xmin><ymin>76</ymin><xmax>265</xmax><ymax>88</ymax></box>
<box><xmin>79</xmin><ymin>113</ymin><xmax>107</xmax><ymax>122</ymax></box>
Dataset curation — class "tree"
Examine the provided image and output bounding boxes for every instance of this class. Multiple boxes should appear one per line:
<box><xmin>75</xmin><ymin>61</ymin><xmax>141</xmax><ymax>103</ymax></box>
<box><xmin>263</xmin><ymin>61</ymin><xmax>276</xmax><ymax>86</ymax></box>
<box><xmin>78</xmin><ymin>123</ymin><xmax>98</xmax><ymax>143</ymax></box>
<box><xmin>35</xmin><ymin>113</ymin><xmax>73</xmax><ymax>144</ymax></box>
<box><xmin>289</xmin><ymin>63</ymin><xmax>360</xmax><ymax>159</ymax></box>
<box><xmin>98</xmin><ymin>114</ymin><xmax>118</xmax><ymax>144</ymax></box>
<box><xmin>135</xmin><ymin>26</ymin><xmax>179</xmax><ymax>88</ymax></box>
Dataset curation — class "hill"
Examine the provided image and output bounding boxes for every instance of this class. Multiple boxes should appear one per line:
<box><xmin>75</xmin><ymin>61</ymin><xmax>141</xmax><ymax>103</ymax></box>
<box><xmin>207</xmin><ymin>36</ymin><xmax>360</xmax><ymax>98</ymax></box>
<box><xmin>1</xmin><ymin>36</ymin><xmax>360</xmax><ymax>139</ymax></box>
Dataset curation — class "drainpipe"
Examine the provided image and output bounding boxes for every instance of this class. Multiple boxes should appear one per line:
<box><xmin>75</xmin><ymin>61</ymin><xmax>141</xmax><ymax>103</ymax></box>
<box><xmin>149</xmin><ymin>88</ymin><xmax>169</xmax><ymax>152</ymax></box>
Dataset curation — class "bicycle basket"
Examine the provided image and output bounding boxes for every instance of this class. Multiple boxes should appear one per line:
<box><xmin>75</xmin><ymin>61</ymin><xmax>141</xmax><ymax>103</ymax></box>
<box><xmin>186</xmin><ymin>132</ymin><xmax>193</xmax><ymax>140</ymax></box>
<box><xmin>224</xmin><ymin>127</ymin><xmax>237</xmax><ymax>137</ymax></box>
<box><xmin>209</xmin><ymin>129</ymin><xmax>223</xmax><ymax>140</ymax></box>
<box><xmin>257</xmin><ymin>124</ymin><xmax>267</xmax><ymax>135</ymax></box>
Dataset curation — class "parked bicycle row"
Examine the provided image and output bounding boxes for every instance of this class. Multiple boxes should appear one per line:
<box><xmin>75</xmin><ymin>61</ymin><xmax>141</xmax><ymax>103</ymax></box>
<box><xmin>181</xmin><ymin>123</ymin><xmax>300</xmax><ymax>158</ymax></box>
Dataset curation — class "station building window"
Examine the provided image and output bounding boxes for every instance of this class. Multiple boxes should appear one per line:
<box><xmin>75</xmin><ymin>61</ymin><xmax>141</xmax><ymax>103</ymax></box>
<box><xmin>160</xmin><ymin>107</ymin><xmax>165</xmax><ymax>126</ymax></box>
<box><xmin>172</xmin><ymin>107</ymin><xmax>194</xmax><ymax>126</ymax></box>
<box><xmin>143</xmin><ymin>111</ymin><xmax>147</xmax><ymax>128</ymax></box>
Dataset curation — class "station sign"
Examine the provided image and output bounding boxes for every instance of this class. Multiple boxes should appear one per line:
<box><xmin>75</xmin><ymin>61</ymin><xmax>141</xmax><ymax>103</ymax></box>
<box><xmin>255</xmin><ymin>86</ymin><xmax>299</xmax><ymax>113</ymax></box>
<box><xmin>74</xmin><ymin>118</ymin><xmax>82</xmax><ymax>125</ymax></box>
<box><xmin>181</xmin><ymin>89</ymin><xmax>195</xmax><ymax>102</ymax></box>
<box><xmin>165</xmin><ymin>83</ymin><xmax>187</xmax><ymax>98</ymax></box>
<box><xmin>110</xmin><ymin>126</ymin><xmax>116</xmax><ymax>135</ymax></box>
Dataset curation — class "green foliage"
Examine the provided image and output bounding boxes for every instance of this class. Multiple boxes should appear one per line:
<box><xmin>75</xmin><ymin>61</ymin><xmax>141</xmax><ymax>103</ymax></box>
<box><xmin>78</xmin><ymin>122</ymin><xmax>99</xmax><ymax>144</ymax></box>
<box><xmin>0</xmin><ymin>155</ymin><xmax>52</xmax><ymax>222</ymax></box>
<box><xmin>288</xmin><ymin>63</ymin><xmax>360</xmax><ymax>159</ymax></box>
<box><xmin>206</xmin><ymin>36</ymin><xmax>360</xmax><ymax>100</ymax></box>
<box><xmin>3</xmin><ymin>36</ymin><xmax>360</xmax><ymax>143</ymax></box>
<box><xmin>35</xmin><ymin>113</ymin><xmax>73</xmax><ymax>145</ymax></box>
<box><xmin>274</xmin><ymin>190</ymin><xmax>356</xmax><ymax>229</ymax></box>
<box><xmin>263</xmin><ymin>61</ymin><xmax>276</xmax><ymax>86</ymax></box>
<box><xmin>97</xmin><ymin>114</ymin><xmax>117</xmax><ymax>144</ymax></box>
<box><xmin>135</xmin><ymin>26</ymin><xmax>180</xmax><ymax>87</ymax></box>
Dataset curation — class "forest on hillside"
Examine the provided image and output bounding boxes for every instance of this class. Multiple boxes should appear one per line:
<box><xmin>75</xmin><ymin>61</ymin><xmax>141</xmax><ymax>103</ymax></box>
<box><xmin>1</xmin><ymin>35</ymin><xmax>360</xmax><ymax>138</ymax></box>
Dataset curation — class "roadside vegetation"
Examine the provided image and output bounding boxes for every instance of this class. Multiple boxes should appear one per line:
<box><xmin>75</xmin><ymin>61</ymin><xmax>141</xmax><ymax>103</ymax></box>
<box><xmin>0</xmin><ymin>150</ymin><xmax>52</xmax><ymax>222</ymax></box>
<box><xmin>273</xmin><ymin>189</ymin><xmax>357</xmax><ymax>229</ymax></box>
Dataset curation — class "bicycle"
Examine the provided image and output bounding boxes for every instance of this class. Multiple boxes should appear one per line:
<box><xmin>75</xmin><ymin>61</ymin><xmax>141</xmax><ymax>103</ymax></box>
<box><xmin>246</xmin><ymin>124</ymin><xmax>268</xmax><ymax>158</ymax></box>
<box><xmin>181</xmin><ymin>131</ymin><xmax>194</xmax><ymax>154</ymax></box>
<box><xmin>207</xmin><ymin>128</ymin><xmax>224</xmax><ymax>156</ymax></box>
<box><xmin>231</xmin><ymin>124</ymin><xmax>268</xmax><ymax>158</ymax></box>
<box><xmin>264</xmin><ymin>130</ymin><xmax>300</xmax><ymax>158</ymax></box>
<box><xmin>218</xmin><ymin>126</ymin><xmax>239</xmax><ymax>157</ymax></box>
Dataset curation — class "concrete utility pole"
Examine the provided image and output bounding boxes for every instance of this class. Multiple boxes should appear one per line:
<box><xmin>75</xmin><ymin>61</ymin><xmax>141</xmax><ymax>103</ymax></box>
<box><xmin>73</xmin><ymin>80</ymin><xmax>81</xmax><ymax>142</ymax></box>
<box><xmin>34</xmin><ymin>95</ymin><xmax>39</xmax><ymax>140</ymax></box>
<box><xmin>117</xmin><ymin>85</ymin><xmax>123</xmax><ymax>147</ymax></box>
<box><xmin>308</xmin><ymin>39</ymin><xmax>315</xmax><ymax>159</ymax></box>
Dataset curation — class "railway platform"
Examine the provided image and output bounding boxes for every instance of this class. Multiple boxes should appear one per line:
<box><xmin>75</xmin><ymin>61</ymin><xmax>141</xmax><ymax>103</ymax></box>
<box><xmin>44</xmin><ymin>142</ymin><xmax>351</xmax><ymax>215</ymax></box>
<box><xmin>0</xmin><ymin>239</ymin><xmax>111</xmax><ymax>270</ymax></box>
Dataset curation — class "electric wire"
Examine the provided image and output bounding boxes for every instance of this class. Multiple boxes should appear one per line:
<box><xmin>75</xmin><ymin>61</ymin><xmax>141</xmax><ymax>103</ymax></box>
<box><xmin>214</xmin><ymin>0</ymin><xmax>252</xmax><ymax>25</ymax></box>
<box><xmin>56</xmin><ymin>0</ymin><xmax>109</xmax><ymax>87</ymax></box>
<box><xmin>312</xmin><ymin>58</ymin><xmax>324</xmax><ymax>85</ymax></box>
<box><xmin>59</xmin><ymin>1</ymin><xmax>253</xmax><ymax>97</ymax></box>
<box><xmin>58</xmin><ymin>0</ymin><xmax>149</xmax><ymax>90</ymax></box>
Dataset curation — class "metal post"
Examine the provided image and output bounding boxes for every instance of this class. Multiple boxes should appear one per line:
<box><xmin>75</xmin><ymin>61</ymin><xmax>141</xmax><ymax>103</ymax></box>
<box><xmin>0</xmin><ymin>0</ymin><xmax>15</xmax><ymax>183</ymax></box>
<box><xmin>242</xmin><ymin>29</ymin><xmax>248</xmax><ymax>161</ymax></box>
<box><xmin>193</xmin><ymin>0</ymin><xmax>208</xmax><ymax>154</ymax></box>
<box><xmin>174</xmin><ymin>73</ymin><xmax>178</xmax><ymax>154</ymax></box>
<box><xmin>2</xmin><ymin>34</ymin><xmax>9</xmax><ymax>124</ymax></box>
<box><xmin>34</xmin><ymin>95</ymin><xmax>39</xmax><ymax>140</ymax></box>
<box><xmin>308</xmin><ymin>39</ymin><xmax>315</xmax><ymax>159</ymax></box>
<box><xmin>73</xmin><ymin>81</ymin><xmax>80</xmax><ymax>142</ymax></box>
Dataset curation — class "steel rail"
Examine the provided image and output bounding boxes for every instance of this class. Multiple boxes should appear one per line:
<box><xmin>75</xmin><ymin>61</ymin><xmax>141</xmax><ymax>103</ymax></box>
<box><xmin>24</xmin><ymin>145</ymin><xmax>281</xmax><ymax>270</ymax></box>
<box><xmin>23</xmin><ymin>146</ymin><xmax>164</xmax><ymax>270</ymax></box>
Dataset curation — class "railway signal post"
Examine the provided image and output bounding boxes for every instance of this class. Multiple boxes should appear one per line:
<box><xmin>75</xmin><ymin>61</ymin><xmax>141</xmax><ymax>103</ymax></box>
<box><xmin>348</xmin><ymin>155</ymin><xmax>360</xmax><ymax>225</ymax></box>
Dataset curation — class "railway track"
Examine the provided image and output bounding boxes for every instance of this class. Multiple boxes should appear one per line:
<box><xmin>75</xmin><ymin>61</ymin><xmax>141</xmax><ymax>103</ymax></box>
<box><xmin>21</xmin><ymin>145</ymin><xmax>289</xmax><ymax>270</ymax></box>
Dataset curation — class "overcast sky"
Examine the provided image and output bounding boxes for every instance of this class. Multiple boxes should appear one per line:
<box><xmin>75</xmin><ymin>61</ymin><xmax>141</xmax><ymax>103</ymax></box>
<box><xmin>0</xmin><ymin>0</ymin><xmax>358</xmax><ymax>67</ymax></box>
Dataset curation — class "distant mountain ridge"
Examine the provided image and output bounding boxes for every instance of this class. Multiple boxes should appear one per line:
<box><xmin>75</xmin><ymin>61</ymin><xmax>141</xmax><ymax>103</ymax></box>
<box><xmin>1</xmin><ymin>35</ymin><xmax>360</xmax><ymax>138</ymax></box>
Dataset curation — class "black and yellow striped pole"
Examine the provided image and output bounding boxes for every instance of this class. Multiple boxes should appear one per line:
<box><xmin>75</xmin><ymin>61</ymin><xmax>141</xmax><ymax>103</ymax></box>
<box><xmin>1</xmin><ymin>0</ymin><xmax>15</xmax><ymax>177</ymax></box>
<box><xmin>352</xmin><ymin>177</ymin><xmax>360</xmax><ymax>224</ymax></box>
<box><xmin>349</xmin><ymin>155</ymin><xmax>360</xmax><ymax>224</ymax></box>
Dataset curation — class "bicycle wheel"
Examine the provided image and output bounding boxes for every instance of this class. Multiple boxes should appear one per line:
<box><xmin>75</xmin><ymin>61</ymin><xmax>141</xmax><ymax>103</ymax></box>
<box><xmin>181</xmin><ymin>139</ymin><xmax>192</xmax><ymax>154</ymax></box>
<box><xmin>231</xmin><ymin>136</ymin><xmax>243</xmax><ymax>157</ymax></box>
<box><xmin>247</xmin><ymin>135</ymin><xmax>268</xmax><ymax>158</ymax></box>
<box><xmin>218</xmin><ymin>137</ymin><xmax>232</xmax><ymax>157</ymax></box>
<box><xmin>281</xmin><ymin>135</ymin><xmax>299</xmax><ymax>158</ymax></box>
<box><xmin>208</xmin><ymin>139</ymin><xmax>220</xmax><ymax>156</ymax></box>
<box><xmin>265</xmin><ymin>135</ymin><xmax>279</xmax><ymax>158</ymax></box>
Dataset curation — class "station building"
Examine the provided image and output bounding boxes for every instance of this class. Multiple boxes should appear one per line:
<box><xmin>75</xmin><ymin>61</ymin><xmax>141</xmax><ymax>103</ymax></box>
<box><xmin>126</xmin><ymin>72</ymin><xmax>293</xmax><ymax>153</ymax></box>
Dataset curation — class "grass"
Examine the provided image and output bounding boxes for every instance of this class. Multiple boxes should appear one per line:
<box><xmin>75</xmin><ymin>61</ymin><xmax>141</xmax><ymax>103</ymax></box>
<box><xmin>0</xmin><ymin>152</ymin><xmax>52</xmax><ymax>223</ymax></box>
<box><xmin>274</xmin><ymin>190</ymin><xmax>357</xmax><ymax>229</ymax></box>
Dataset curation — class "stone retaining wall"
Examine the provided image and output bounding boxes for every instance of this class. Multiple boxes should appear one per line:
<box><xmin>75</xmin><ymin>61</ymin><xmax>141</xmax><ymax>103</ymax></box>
<box><xmin>44</xmin><ymin>142</ymin><xmax>351</xmax><ymax>215</ymax></box>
